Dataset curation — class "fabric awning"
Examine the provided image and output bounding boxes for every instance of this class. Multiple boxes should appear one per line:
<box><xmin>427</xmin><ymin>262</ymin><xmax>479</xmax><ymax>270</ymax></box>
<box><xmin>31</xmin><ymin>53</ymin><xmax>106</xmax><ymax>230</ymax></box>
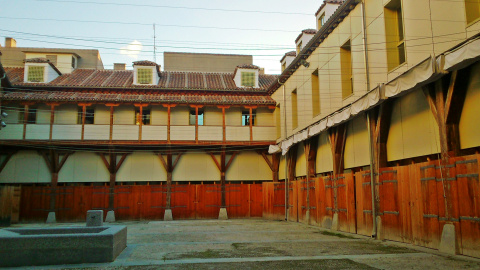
<box><xmin>385</xmin><ymin>56</ymin><xmax>439</xmax><ymax>98</ymax></box>
<box><xmin>443</xmin><ymin>37</ymin><xmax>480</xmax><ymax>71</ymax></box>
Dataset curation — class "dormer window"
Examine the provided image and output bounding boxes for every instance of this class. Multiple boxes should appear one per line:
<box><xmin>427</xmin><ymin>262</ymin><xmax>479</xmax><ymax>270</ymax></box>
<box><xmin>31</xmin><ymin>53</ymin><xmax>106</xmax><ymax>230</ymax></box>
<box><xmin>233</xmin><ymin>64</ymin><xmax>260</xmax><ymax>88</ymax></box>
<box><xmin>27</xmin><ymin>66</ymin><xmax>45</xmax><ymax>82</ymax></box>
<box><xmin>319</xmin><ymin>13</ymin><xmax>325</xmax><ymax>27</ymax></box>
<box><xmin>241</xmin><ymin>72</ymin><xmax>255</xmax><ymax>87</ymax></box>
<box><xmin>132</xmin><ymin>60</ymin><xmax>160</xmax><ymax>86</ymax></box>
<box><xmin>24</xmin><ymin>58</ymin><xmax>61</xmax><ymax>83</ymax></box>
<box><xmin>137</xmin><ymin>68</ymin><xmax>153</xmax><ymax>84</ymax></box>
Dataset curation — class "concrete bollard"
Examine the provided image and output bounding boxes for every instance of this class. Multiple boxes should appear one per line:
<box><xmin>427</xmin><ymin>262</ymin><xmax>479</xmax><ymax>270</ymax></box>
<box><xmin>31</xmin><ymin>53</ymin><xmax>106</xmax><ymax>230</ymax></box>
<box><xmin>218</xmin><ymin>208</ymin><xmax>228</xmax><ymax>220</ymax></box>
<box><xmin>105</xmin><ymin>210</ymin><xmax>116</xmax><ymax>223</ymax></box>
<box><xmin>86</xmin><ymin>210</ymin><xmax>103</xmax><ymax>227</ymax></box>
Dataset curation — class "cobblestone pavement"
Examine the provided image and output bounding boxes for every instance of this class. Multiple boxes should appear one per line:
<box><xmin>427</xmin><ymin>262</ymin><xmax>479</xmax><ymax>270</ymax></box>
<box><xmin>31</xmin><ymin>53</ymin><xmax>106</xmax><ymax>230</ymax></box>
<box><xmin>6</xmin><ymin>219</ymin><xmax>480</xmax><ymax>269</ymax></box>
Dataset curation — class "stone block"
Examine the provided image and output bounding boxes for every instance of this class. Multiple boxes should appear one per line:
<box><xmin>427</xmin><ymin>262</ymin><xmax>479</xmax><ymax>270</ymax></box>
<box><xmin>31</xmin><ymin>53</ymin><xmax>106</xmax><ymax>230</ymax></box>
<box><xmin>46</xmin><ymin>212</ymin><xmax>56</xmax><ymax>223</ymax></box>
<box><xmin>0</xmin><ymin>225</ymin><xmax>127</xmax><ymax>267</ymax></box>
<box><xmin>439</xmin><ymin>223</ymin><xmax>457</xmax><ymax>255</ymax></box>
<box><xmin>164</xmin><ymin>209</ymin><xmax>173</xmax><ymax>221</ymax></box>
<box><xmin>87</xmin><ymin>210</ymin><xmax>103</xmax><ymax>227</ymax></box>
<box><xmin>105</xmin><ymin>210</ymin><xmax>115</xmax><ymax>223</ymax></box>
<box><xmin>218</xmin><ymin>208</ymin><xmax>228</xmax><ymax>220</ymax></box>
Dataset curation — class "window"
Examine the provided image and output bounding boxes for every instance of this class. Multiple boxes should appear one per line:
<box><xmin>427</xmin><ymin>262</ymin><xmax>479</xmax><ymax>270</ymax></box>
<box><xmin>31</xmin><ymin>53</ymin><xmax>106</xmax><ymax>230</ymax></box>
<box><xmin>281</xmin><ymin>62</ymin><xmax>286</xmax><ymax>72</ymax></box>
<box><xmin>77</xmin><ymin>106</ymin><xmax>95</xmax><ymax>124</ymax></box>
<box><xmin>137</xmin><ymin>68</ymin><xmax>153</xmax><ymax>84</ymax></box>
<box><xmin>465</xmin><ymin>0</ymin><xmax>480</xmax><ymax>24</ymax></box>
<box><xmin>311</xmin><ymin>69</ymin><xmax>320</xmax><ymax>116</ymax></box>
<box><xmin>275</xmin><ymin>105</ymin><xmax>281</xmax><ymax>139</ymax></box>
<box><xmin>46</xmin><ymin>55</ymin><xmax>57</xmax><ymax>66</ymax></box>
<box><xmin>292</xmin><ymin>89</ymin><xmax>298</xmax><ymax>129</ymax></box>
<box><xmin>340</xmin><ymin>40</ymin><xmax>353</xmax><ymax>99</ymax></box>
<box><xmin>72</xmin><ymin>56</ymin><xmax>76</xmax><ymax>68</ymax></box>
<box><xmin>241</xmin><ymin>110</ymin><xmax>256</xmax><ymax>126</ymax></box>
<box><xmin>297</xmin><ymin>41</ymin><xmax>303</xmax><ymax>54</ymax></box>
<box><xmin>189</xmin><ymin>108</ymin><xmax>204</xmax><ymax>125</ymax></box>
<box><xmin>135</xmin><ymin>108</ymin><xmax>150</xmax><ymax>125</ymax></box>
<box><xmin>318</xmin><ymin>13</ymin><xmax>325</xmax><ymax>29</ymax></box>
<box><xmin>20</xmin><ymin>107</ymin><xmax>37</xmax><ymax>124</ymax></box>
<box><xmin>27</xmin><ymin>66</ymin><xmax>45</xmax><ymax>82</ymax></box>
<box><xmin>384</xmin><ymin>0</ymin><xmax>405</xmax><ymax>70</ymax></box>
<box><xmin>241</xmin><ymin>72</ymin><xmax>255</xmax><ymax>87</ymax></box>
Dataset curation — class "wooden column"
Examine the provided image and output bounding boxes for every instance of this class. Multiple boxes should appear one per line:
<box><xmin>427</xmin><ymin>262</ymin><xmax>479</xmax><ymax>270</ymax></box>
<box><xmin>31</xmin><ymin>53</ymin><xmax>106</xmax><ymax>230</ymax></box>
<box><xmin>218</xmin><ymin>106</ymin><xmax>230</xmax><ymax>142</ymax></box>
<box><xmin>367</xmin><ymin>102</ymin><xmax>393</xmax><ymax>223</ymax></box>
<box><xmin>162</xmin><ymin>104</ymin><xmax>176</xmax><ymax>143</ymax></box>
<box><xmin>39</xmin><ymin>150</ymin><xmax>71</xmax><ymax>215</ymax></box>
<box><xmin>328</xmin><ymin>125</ymin><xmax>346</xmax><ymax>213</ymax></box>
<box><xmin>209</xmin><ymin>149</ymin><xmax>238</xmax><ymax>208</ymax></box>
<box><xmin>46</xmin><ymin>103</ymin><xmax>59</xmax><ymax>141</ymax></box>
<box><xmin>423</xmin><ymin>69</ymin><xmax>470</xmax><ymax>220</ymax></box>
<box><xmin>134</xmin><ymin>104</ymin><xmax>147</xmax><ymax>141</ymax></box>
<box><xmin>190</xmin><ymin>105</ymin><xmax>203</xmax><ymax>143</ymax></box>
<box><xmin>305</xmin><ymin>138</ymin><xmax>318</xmax><ymax>218</ymax></box>
<box><xmin>78</xmin><ymin>103</ymin><xmax>91</xmax><ymax>141</ymax></box>
<box><xmin>157</xmin><ymin>151</ymin><xmax>184</xmax><ymax>210</ymax></box>
<box><xmin>22</xmin><ymin>104</ymin><xmax>29</xmax><ymax>140</ymax></box>
<box><xmin>106</xmin><ymin>104</ymin><xmax>119</xmax><ymax>142</ymax></box>
<box><xmin>286</xmin><ymin>145</ymin><xmax>298</xmax><ymax>214</ymax></box>
<box><xmin>244</xmin><ymin>106</ymin><xmax>257</xmax><ymax>142</ymax></box>
<box><xmin>99</xmin><ymin>152</ymin><xmax>129</xmax><ymax>211</ymax></box>
<box><xmin>258</xmin><ymin>151</ymin><xmax>280</xmax><ymax>182</ymax></box>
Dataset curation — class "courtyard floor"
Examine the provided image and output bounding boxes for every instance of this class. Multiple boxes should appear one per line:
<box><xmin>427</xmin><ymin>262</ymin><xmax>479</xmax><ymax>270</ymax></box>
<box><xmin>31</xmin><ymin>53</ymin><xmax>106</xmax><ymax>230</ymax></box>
<box><xmin>5</xmin><ymin>219</ymin><xmax>480</xmax><ymax>269</ymax></box>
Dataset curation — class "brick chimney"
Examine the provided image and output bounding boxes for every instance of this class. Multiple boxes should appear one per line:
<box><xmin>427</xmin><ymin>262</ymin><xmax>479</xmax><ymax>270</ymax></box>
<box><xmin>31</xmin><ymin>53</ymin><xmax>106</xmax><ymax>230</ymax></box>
<box><xmin>5</xmin><ymin>37</ymin><xmax>16</xmax><ymax>48</ymax></box>
<box><xmin>114</xmin><ymin>63</ymin><xmax>126</xmax><ymax>70</ymax></box>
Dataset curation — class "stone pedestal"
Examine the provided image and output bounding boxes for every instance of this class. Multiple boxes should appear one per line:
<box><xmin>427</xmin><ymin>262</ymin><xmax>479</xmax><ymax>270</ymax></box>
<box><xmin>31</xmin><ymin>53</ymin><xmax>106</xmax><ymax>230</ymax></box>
<box><xmin>439</xmin><ymin>224</ymin><xmax>457</xmax><ymax>255</ymax></box>
<box><xmin>331</xmin><ymin>213</ymin><xmax>339</xmax><ymax>231</ymax></box>
<box><xmin>164</xmin><ymin>209</ymin><xmax>173</xmax><ymax>221</ymax></box>
<box><xmin>218</xmin><ymin>208</ymin><xmax>228</xmax><ymax>220</ymax></box>
<box><xmin>86</xmin><ymin>210</ymin><xmax>103</xmax><ymax>227</ymax></box>
<box><xmin>105</xmin><ymin>210</ymin><xmax>115</xmax><ymax>223</ymax></box>
<box><xmin>46</xmin><ymin>212</ymin><xmax>56</xmax><ymax>224</ymax></box>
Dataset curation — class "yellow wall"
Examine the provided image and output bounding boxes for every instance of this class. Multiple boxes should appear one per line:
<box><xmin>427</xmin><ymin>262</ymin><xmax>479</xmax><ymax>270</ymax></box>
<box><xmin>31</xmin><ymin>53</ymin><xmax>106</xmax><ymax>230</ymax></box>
<box><xmin>173</xmin><ymin>152</ymin><xmax>219</xmax><ymax>181</ymax></box>
<box><xmin>204</xmin><ymin>107</ymin><xmax>222</xmax><ymax>126</ymax></box>
<box><xmin>0</xmin><ymin>151</ymin><xmax>50</xmax><ymax>183</ymax></box>
<box><xmin>344</xmin><ymin>114</ymin><xmax>370</xmax><ymax>169</ymax></box>
<box><xmin>171</xmin><ymin>106</ymin><xmax>189</xmax><ymax>126</ymax></box>
<box><xmin>95</xmin><ymin>105</ymin><xmax>110</xmax><ymax>125</ymax></box>
<box><xmin>59</xmin><ymin>152</ymin><xmax>109</xmax><ymax>182</ymax></box>
<box><xmin>151</xmin><ymin>106</ymin><xmax>168</xmax><ymax>126</ymax></box>
<box><xmin>295</xmin><ymin>142</ymin><xmax>307</xmax><ymax>177</ymax></box>
<box><xmin>117</xmin><ymin>152</ymin><xmax>166</xmax><ymax>182</ymax></box>
<box><xmin>226</xmin><ymin>151</ymin><xmax>272</xmax><ymax>181</ymax></box>
<box><xmin>387</xmin><ymin>89</ymin><xmax>440</xmax><ymax>161</ymax></box>
<box><xmin>459</xmin><ymin>62</ymin><xmax>480</xmax><ymax>149</ymax></box>
<box><xmin>279</xmin><ymin>156</ymin><xmax>286</xmax><ymax>180</ymax></box>
<box><xmin>54</xmin><ymin>104</ymin><xmax>77</xmax><ymax>124</ymax></box>
<box><xmin>114</xmin><ymin>105</ymin><xmax>134</xmax><ymax>125</ymax></box>
<box><xmin>226</xmin><ymin>107</ymin><xmax>241</xmax><ymax>126</ymax></box>
<box><xmin>316</xmin><ymin>131</ymin><xmax>333</xmax><ymax>173</ymax></box>
<box><xmin>256</xmin><ymin>107</ymin><xmax>273</xmax><ymax>126</ymax></box>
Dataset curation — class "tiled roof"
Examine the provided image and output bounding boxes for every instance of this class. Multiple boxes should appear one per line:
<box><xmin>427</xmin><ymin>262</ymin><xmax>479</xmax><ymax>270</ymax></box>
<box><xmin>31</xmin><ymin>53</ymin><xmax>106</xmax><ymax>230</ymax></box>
<box><xmin>280</xmin><ymin>51</ymin><xmax>297</xmax><ymax>63</ymax></box>
<box><xmin>132</xmin><ymin>60</ymin><xmax>158</xmax><ymax>66</ymax></box>
<box><xmin>24</xmin><ymin>57</ymin><xmax>50</xmax><ymax>63</ymax></box>
<box><xmin>23</xmin><ymin>58</ymin><xmax>62</xmax><ymax>75</ymax></box>
<box><xmin>236</xmin><ymin>64</ymin><xmax>260</xmax><ymax>70</ymax></box>
<box><xmin>295</xmin><ymin>29</ymin><xmax>318</xmax><ymax>43</ymax></box>
<box><xmin>5</xmin><ymin>67</ymin><xmax>278</xmax><ymax>93</ymax></box>
<box><xmin>315</xmin><ymin>0</ymin><xmax>344</xmax><ymax>16</ymax></box>
<box><xmin>0</xmin><ymin>90</ymin><xmax>276</xmax><ymax>106</ymax></box>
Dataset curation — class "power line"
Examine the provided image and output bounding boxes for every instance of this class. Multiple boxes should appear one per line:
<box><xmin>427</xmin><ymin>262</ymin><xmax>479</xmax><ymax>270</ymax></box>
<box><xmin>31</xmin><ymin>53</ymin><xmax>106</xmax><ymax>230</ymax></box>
<box><xmin>35</xmin><ymin>0</ymin><xmax>313</xmax><ymax>16</ymax></box>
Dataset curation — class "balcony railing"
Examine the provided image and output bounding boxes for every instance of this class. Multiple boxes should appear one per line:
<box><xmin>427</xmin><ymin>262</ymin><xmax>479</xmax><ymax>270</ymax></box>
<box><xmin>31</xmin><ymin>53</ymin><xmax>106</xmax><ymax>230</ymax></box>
<box><xmin>0</xmin><ymin>123</ymin><xmax>277</xmax><ymax>142</ymax></box>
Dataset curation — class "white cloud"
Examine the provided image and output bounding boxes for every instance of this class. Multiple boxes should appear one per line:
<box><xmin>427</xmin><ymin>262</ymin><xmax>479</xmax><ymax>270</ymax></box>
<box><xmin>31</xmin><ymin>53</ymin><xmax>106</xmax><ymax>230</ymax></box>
<box><xmin>119</xmin><ymin>40</ymin><xmax>143</xmax><ymax>60</ymax></box>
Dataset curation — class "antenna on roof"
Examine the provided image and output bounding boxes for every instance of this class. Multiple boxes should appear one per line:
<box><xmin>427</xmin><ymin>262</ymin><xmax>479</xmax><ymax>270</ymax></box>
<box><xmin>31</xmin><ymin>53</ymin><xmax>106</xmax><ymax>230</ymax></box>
<box><xmin>153</xmin><ymin>23</ymin><xmax>157</xmax><ymax>64</ymax></box>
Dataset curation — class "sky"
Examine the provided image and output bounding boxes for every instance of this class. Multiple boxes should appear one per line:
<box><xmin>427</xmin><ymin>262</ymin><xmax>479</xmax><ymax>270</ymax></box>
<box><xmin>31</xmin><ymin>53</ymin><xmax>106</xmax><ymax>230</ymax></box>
<box><xmin>0</xmin><ymin>0</ymin><xmax>322</xmax><ymax>74</ymax></box>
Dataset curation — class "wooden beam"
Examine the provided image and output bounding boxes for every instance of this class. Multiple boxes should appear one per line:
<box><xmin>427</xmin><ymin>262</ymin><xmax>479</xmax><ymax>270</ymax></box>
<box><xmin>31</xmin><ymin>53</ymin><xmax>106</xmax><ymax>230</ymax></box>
<box><xmin>225</xmin><ymin>151</ymin><xmax>238</xmax><ymax>171</ymax></box>
<box><xmin>208</xmin><ymin>152</ymin><xmax>221</xmax><ymax>172</ymax></box>
<box><xmin>172</xmin><ymin>152</ymin><xmax>184</xmax><ymax>170</ymax></box>
<box><xmin>98</xmin><ymin>153</ymin><xmax>111</xmax><ymax>172</ymax></box>
<box><xmin>157</xmin><ymin>153</ymin><xmax>168</xmax><ymax>171</ymax></box>
<box><xmin>258</xmin><ymin>150</ymin><xmax>274</xmax><ymax>172</ymax></box>
<box><xmin>115</xmin><ymin>153</ymin><xmax>129</xmax><ymax>172</ymax></box>
<box><xmin>0</xmin><ymin>152</ymin><xmax>16</xmax><ymax>174</ymax></box>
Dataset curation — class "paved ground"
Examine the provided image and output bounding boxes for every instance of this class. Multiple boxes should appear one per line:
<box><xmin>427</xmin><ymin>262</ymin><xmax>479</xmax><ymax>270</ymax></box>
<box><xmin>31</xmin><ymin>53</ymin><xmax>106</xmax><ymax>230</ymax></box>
<box><xmin>5</xmin><ymin>219</ymin><xmax>480</xmax><ymax>269</ymax></box>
